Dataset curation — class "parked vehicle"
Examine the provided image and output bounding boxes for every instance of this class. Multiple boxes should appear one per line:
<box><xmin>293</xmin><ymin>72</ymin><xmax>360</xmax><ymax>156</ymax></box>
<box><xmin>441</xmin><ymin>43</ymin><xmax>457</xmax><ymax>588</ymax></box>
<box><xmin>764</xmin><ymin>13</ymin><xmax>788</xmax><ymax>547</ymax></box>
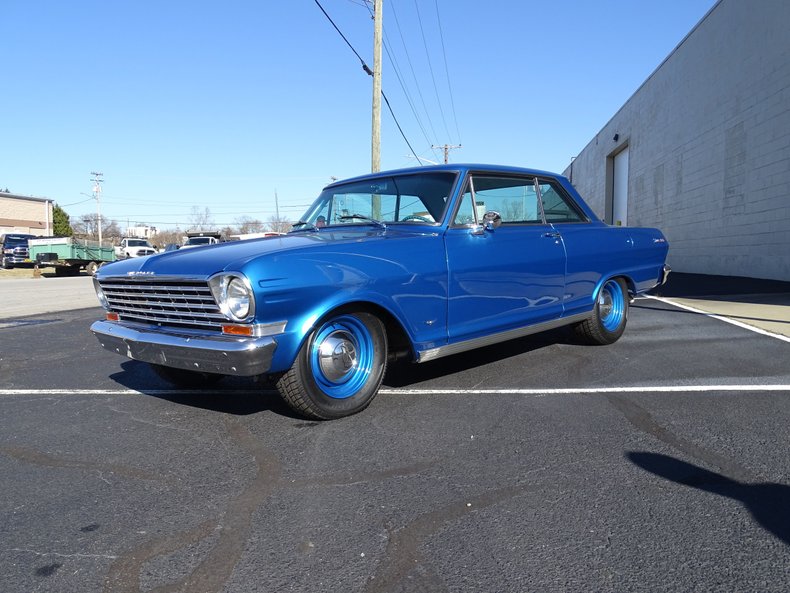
<box><xmin>28</xmin><ymin>237</ymin><xmax>116</xmax><ymax>275</ymax></box>
<box><xmin>181</xmin><ymin>231</ymin><xmax>223</xmax><ymax>249</ymax></box>
<box><xmin>1</xmin><ymin>233</ymin><xmax>36</xmax><ymax>269</ymax></box>
<box><xmin>90</xmin><ymin>164</ymin><xmax>670</xmax><ymax>419</ymax></box>
<box><xmin>115</xmin><ymin>238</ymin><xmax>156</xmax><ymax>259</ymax></box>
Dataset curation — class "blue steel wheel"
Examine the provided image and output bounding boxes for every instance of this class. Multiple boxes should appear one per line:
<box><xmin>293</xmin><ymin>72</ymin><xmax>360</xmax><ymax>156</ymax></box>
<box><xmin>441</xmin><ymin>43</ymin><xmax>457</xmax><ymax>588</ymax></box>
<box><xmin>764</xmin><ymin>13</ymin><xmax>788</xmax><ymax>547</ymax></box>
<box><xmin>276</xmin><ymin>311</ymin><xmax>387</xmax><ymax>420</ymax></box>
<box><xmin>574</xmin><ymin>277</ymin><xmax>629</xmax><ymax>345</ymax></box>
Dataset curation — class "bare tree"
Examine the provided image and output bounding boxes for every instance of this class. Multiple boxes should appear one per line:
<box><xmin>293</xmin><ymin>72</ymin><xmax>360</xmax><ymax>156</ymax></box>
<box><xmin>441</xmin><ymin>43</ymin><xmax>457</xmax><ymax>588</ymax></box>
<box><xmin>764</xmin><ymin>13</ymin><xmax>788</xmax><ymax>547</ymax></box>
<box><xmin>151</xmin><ymin>228</ymin><xmax>185</xmax><ymax>248</ymax></box>
<box><xmin>188</xmin><ymin>206</ymin><xmax>215</xmax><ymax>231</ymax></box>
<box><xmin>234</xmin><ymin>216</ymin><xmax>265</xmax><ymax>235</ymax></box>
<box><xmin>73</xmin><ymin>214</ymin><xmax>122</xmax><ymax>242</ymax></box>
<box><xmin>266</xmin><ymin>215</ymin><xmax>292</xmax><ymax>234</ymax></box>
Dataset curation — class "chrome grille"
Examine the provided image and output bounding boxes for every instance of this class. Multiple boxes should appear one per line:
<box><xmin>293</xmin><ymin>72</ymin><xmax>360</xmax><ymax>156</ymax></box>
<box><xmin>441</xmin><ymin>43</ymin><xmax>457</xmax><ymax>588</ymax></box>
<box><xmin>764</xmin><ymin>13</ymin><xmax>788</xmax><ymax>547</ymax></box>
<box><xmin>99</xmin><ymin>279</ymin><xmax>226</xmax><ymax>330</ymax></box>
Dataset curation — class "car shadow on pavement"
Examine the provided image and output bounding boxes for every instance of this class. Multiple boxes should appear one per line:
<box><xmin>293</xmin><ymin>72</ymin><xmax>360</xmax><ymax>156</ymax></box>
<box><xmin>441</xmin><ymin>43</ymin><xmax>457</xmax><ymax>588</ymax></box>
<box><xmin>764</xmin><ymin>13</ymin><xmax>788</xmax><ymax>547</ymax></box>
<box><xmin>110</xmin><ymin>361</ymin><xmax>301</xmax><ymax>418</ymax></box>
<box><xmin>627</xmin><ymin>451</ymin><xmax>790</xmax><ymax>546</ymax></box>
<box><xmin>383</xmin><ymin>327</ymin><xmax>575</xmax><ymax>387</ymax></box>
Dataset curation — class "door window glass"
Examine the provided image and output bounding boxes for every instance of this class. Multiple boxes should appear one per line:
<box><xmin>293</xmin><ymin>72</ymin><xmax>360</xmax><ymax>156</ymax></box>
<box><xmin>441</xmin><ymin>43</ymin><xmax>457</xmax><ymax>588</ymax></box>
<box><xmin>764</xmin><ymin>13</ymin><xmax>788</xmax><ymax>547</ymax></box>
<box><xmin>538</xmin><ymin>181</ymin><xmax>585</xmax><ymax>223</ymax></box>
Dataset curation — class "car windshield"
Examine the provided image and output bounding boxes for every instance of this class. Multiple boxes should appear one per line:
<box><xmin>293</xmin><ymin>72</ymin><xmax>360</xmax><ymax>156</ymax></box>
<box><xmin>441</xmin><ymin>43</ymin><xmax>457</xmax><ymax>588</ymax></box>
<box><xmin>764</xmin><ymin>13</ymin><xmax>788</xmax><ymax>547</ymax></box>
<box><xmin>128</xmin><ymin>240</ymin><xmax>150</xmax><ymax>247</ymax></box>
<box><xmin>296</xmin><ymin>172</ymin><xmax>457</xmax><ymax>229</ymax></box>
<box><xmin>186</xmin><ymin>237</ymin><xmax>212</xmax><ymax>245</ymax></box>
<box><xmin>5</xmin><ymin>235</ymin><xmax>33</xmax><ymax>246</ymax></box>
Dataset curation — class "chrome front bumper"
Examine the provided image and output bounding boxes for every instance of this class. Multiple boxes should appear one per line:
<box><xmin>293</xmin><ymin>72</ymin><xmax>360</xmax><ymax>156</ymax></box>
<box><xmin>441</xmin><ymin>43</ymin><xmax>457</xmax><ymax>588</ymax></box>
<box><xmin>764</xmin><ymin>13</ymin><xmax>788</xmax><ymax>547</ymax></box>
<box><xmin>90</xmin><ymin>320</ymin><xmax>276</xmax><ymax>376</ymax></box>
<box><xmin>660</xmin><ymin>264</ymin><xmax>672</xmax><ymax>285</ymax></box>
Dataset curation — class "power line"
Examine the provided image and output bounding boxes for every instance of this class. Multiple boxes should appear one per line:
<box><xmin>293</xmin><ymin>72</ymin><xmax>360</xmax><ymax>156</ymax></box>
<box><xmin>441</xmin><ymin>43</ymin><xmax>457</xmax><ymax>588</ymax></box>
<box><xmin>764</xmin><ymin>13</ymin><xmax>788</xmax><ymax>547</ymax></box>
<box><xmin>361</xmin><ymin>1</ymin><xmax>438</xmax><ymax>159</ymax></box>
<box><xmin>313</xmin><ymin>0</ymin><xmax>422</xmax><ymax>166</ymax></box>
<box><xmin>390</xmin><ymin>0</ymin><xmax>440</xmax><ymax>144</ymax></box>
<box><xmin>313</xmin><ymin>0</ymin><xmax>373</xmax><ymax>75</ymax></box>
<box><xmin>434</xmin><ymin>0</ymin><xmax>462</xmax><ymax>143</ymax></box>
<box><xmin>413</xmin><ymin>0</ymin><xmax>451</xmax><ymax>142</ymax></box>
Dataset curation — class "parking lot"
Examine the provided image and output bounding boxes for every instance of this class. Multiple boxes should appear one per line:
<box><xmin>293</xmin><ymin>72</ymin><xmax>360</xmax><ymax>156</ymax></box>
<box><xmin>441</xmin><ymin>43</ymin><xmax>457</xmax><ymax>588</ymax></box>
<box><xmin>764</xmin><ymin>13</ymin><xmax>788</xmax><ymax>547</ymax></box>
<box><xmin>1</xmin><ymin>272</ymin><xmax>789</xmax><ymax>592</ymax></box>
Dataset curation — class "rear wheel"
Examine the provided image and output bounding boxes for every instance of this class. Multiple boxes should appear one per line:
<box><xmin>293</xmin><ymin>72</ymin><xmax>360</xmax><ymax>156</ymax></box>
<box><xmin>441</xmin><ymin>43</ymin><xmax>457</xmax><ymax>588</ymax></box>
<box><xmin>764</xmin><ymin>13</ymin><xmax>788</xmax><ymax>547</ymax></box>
<box><xmin>574</xmin><ymin>277</ymin><xmax>629</xmax><ymax>345</ymax></box>
<box><xmin>86</xmin><ymin>261</ymin><xmax>98</xmax><ymax>276</ymax></box>
<box><xmin>276</xmin><ymin>311</ymin><xmax>387</xmax><ymax>420</ymax></box>
<box><xmin>150</xmin><ymin>364</ymin><xmax>225</xmax><ymax>388</ymax></box>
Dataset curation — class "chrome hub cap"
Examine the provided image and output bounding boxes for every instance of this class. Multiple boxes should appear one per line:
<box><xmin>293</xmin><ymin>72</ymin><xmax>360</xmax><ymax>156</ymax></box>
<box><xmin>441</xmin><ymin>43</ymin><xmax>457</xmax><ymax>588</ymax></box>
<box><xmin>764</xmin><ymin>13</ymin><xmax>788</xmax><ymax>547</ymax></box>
<box><xmin>318</xmin><ymin>331</ymin><xmax>358</xmax><ymax>381</ymax></box>
<box><xmin>598</xmin><ymin>290</ymin><xmax>614</xmax><ymax>319</ymax></box>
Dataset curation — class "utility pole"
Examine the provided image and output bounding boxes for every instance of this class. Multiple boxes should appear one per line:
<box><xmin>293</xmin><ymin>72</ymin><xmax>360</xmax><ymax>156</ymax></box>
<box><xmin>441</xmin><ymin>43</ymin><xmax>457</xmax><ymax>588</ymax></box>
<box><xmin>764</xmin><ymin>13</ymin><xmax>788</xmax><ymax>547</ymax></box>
<box><xmin>431</xmin><ymin>144</ymin><xmax>462</xmax><ymax>164</ymax></box>
<box><xmin>371</xmin><ymin>0</ymin><xmax>383</xmax><ymax>173</ymax></box>
<box><xmin>91</xmin><ymin>172</ymin><xmax>104</xmax><ymax>245</ymax></box>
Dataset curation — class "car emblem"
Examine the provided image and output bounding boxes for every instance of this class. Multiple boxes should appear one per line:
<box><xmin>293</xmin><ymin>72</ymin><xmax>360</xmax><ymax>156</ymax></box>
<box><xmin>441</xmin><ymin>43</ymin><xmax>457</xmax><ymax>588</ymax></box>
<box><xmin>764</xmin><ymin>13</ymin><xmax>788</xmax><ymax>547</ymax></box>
<box><xmin>127</xmin><ymin>271</ymin><xmax>155</xmax><ymax>276</ymax></box>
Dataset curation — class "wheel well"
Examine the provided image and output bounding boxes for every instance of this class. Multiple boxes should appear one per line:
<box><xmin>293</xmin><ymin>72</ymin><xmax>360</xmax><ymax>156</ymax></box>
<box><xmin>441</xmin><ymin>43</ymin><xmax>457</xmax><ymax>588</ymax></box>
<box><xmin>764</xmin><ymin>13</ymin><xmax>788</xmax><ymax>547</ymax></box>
<box><xmin>619</xmin><ymin>275</ymin><xmax>637</xmax><ymax>298</ymax></box>
<box><xmin>319</xmin><ymin>302</ymin><xmax>414</xmax><ymax>363</ymax></box>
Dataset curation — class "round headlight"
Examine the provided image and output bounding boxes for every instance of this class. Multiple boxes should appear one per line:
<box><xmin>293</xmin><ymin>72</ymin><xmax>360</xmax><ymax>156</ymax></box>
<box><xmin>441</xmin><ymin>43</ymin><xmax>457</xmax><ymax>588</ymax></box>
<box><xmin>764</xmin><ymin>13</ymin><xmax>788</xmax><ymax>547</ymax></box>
<box><xmin>226</xmin><ymin>277</ymin><xmax>251</xmax><ymax>319</ymax></box>
<box><xmin>93</xmin><ymin>278</ymin><xmax>109</xmax><ymax>310</ymax></box>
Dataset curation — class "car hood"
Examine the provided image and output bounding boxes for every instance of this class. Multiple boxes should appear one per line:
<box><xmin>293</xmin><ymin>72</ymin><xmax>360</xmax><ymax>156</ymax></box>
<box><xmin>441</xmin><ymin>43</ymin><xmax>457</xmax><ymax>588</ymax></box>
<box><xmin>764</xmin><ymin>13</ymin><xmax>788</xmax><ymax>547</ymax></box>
<box><xmin>97</xmin><ymin>228</ymin><xmax>436</xmax><ymax>279</ymax></box>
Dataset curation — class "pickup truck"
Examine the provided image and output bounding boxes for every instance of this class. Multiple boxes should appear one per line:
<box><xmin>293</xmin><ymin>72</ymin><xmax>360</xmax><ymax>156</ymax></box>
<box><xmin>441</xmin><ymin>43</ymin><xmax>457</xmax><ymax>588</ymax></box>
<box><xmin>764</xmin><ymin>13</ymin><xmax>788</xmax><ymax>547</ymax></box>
<box><xmin>182</xmin><ymin>231</ymin><xmax>223</xmax><ymax>249</ymax></box>
<box><xmin>115</xmin><ymin>238</ymin><xmax>157</xmax><ymax>259</ymax></box>
<box><xmin>1</xmin><ymin>233</ymin><xmax>36</xmax><ymax>269</ymax></box>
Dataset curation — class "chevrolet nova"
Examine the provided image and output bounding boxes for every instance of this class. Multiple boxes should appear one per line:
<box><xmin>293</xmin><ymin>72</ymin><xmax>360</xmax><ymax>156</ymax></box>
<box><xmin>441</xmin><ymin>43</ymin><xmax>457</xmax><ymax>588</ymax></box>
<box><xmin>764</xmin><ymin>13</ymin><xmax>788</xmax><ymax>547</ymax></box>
<box><xmin>91</xmin><ymin>164</ymin><xmax>670</xmax><ymax>419</ymax></box>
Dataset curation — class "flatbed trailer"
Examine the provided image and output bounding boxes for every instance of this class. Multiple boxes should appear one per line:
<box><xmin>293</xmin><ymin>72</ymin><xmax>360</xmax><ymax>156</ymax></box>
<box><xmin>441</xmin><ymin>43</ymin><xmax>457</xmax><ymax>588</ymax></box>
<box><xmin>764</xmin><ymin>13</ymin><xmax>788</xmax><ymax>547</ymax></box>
<box><xmin>28</xmin><ymin>237</ymin><xmax>116</xmax><ymax>276</ymax></box>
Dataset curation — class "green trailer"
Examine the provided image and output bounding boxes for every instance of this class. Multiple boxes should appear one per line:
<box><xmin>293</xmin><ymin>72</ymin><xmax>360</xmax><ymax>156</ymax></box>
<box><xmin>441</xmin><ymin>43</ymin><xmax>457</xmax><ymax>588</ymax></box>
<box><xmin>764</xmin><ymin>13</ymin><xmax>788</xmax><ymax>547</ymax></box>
<box><xmin>28</xmin><ymin>237</ymin><xmax>116</xmax><ymax>276</ymax></box>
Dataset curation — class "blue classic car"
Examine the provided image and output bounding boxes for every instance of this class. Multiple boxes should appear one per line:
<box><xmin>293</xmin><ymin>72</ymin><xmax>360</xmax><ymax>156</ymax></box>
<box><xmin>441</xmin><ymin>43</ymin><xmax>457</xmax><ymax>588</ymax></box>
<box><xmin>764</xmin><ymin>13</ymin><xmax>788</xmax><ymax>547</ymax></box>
<box><xmin>91</xmin><ymin>164</ymin><xmax>669</xmax><ymax>419</ymax></box>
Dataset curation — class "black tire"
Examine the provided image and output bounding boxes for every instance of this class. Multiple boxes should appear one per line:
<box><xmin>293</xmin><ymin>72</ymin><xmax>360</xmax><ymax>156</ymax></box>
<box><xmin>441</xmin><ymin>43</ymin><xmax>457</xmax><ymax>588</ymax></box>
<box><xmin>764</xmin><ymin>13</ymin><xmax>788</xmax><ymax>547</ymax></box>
<box><xmin>150</xmin><ymin>363</ymin><xmax>225</xmax><ymax>388</ymax></box>
<box><xmin>1</xmin><ymin>257</ymin><xmax>12</xmax><ymax>269</ymax></box>
<box><xmin>574</xmin><ymin>277</ymin><xmax>629</xmax><ymax>345</ymax></box>
<box><xmin>276</xmin><ymin>311</ymin><xmax>387</xmax><ymax>420</ymax></box>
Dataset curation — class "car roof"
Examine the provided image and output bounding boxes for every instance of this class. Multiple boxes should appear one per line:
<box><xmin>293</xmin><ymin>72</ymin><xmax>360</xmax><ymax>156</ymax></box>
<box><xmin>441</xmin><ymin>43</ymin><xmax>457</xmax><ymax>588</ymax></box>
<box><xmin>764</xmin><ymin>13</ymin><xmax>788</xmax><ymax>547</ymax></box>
<box><xmin>325</xmin><ymin>163</ymin><xmax>563</xmax><ymax>189</ymax></box>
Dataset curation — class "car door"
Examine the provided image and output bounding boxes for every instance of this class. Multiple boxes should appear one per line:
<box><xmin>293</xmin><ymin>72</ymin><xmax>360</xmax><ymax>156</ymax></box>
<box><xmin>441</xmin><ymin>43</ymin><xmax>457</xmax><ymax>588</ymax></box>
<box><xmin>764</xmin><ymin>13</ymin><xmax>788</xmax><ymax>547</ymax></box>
<box><xmin>444</xmin><ymin>173</ymin><xmax>566</xmax><ymax>342</ymax></box>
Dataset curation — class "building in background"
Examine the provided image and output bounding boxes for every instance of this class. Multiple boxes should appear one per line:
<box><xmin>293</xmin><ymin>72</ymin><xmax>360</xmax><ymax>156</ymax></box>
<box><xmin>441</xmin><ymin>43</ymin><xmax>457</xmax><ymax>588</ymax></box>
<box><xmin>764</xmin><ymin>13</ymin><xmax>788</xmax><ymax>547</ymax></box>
<box><xmin>0</xmin><ymin>192</ymin><xmax>54</xmax><ymax>236</ymax></box>
<box><xmin>565</xmin><ymin>0</ymin><xmax>790</xmax><ymax>281</ymax></box>
<box><xmin>126</xmin><ymin>225</ymin><xmax>158</xmax><ymax>239</ymax></box>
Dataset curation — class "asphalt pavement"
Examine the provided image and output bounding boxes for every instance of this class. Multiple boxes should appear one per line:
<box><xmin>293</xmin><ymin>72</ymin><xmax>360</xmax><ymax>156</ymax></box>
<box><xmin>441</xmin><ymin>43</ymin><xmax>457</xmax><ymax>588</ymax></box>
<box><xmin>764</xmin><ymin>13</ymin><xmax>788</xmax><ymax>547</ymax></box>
<box><xmin>1</xmin><ymin>271</ymin><xmax>789</xmax><ymax>592</ymax></box>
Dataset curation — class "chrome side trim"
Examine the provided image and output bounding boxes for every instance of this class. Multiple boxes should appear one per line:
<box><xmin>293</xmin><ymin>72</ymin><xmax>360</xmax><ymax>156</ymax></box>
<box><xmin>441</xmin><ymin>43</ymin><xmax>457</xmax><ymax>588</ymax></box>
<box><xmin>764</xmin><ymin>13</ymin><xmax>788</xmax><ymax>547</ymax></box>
<box><xmin>417</xmin><ymin>312</ymin><xmax>591</xmax><ymax>363</ymax></box>
<box><xmin>90</xmin><ymin>320</ymin><xmax>276</xmax><ymax>376</ymax></box>
<box><xmin>251</xmin><ymin>321</ymin><xmax>288</xmax><ymax>337</ymax></box>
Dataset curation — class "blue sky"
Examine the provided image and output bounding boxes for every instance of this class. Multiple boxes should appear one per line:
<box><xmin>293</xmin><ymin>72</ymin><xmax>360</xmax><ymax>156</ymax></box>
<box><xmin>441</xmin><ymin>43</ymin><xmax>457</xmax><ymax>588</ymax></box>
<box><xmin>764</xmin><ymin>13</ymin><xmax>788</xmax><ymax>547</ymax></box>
<box><xmin>2</xmin><ymin>0</ymin><xmax>716</xmax><ymax>230</ymax></box>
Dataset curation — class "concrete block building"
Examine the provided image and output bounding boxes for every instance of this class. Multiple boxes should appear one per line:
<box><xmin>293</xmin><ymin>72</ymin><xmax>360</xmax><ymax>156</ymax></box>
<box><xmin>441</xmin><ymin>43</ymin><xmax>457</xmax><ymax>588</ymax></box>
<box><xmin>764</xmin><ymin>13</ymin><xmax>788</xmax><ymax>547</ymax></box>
<box><xmin>0</xmin><ymin>192</ymin><xmax>54</xmax><ymax>236</ymax></box>
<box><xmin>564</xmin><ymin>0</ymin><xmax>790</xmax><ymax>281</ymax></box>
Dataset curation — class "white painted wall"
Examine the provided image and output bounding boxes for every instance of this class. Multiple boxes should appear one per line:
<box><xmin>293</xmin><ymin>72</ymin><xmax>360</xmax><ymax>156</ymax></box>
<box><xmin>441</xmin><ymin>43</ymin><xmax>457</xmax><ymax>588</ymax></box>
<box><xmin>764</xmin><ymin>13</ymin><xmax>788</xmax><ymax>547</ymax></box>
<box><xmin>565</xmin><ymin>0</ymin><xmax>790</xmax><ymax>281</ymax></box>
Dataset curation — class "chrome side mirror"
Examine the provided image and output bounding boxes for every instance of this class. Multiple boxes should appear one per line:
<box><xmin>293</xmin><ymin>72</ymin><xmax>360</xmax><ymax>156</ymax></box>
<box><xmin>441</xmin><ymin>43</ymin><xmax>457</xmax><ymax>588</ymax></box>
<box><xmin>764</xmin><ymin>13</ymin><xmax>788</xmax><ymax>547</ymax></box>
<box><xmin>482</xmin><ymin>211</ymin><xmax>502</xmax><ymax>231</ymax></box>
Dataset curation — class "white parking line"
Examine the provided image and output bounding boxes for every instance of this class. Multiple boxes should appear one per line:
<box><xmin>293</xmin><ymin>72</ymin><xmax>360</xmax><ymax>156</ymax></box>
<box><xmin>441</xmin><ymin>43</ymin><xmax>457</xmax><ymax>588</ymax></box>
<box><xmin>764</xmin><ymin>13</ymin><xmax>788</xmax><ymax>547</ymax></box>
<box><xmin>645</xmin><ymin>295</ymin><xmax>790</xmax><ymax>343</ymax></box>
<box><xmin>1</xmin><ymin>385</ymin><xmax>789</xmax><ymax>397</ymax></box>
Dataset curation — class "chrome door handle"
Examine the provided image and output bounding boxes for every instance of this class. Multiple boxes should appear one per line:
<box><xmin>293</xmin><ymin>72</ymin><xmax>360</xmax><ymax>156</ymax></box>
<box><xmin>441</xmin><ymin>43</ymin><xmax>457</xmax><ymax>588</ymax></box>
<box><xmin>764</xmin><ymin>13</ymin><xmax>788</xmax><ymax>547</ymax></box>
<box><xmin>543</xmin><ymin>232</ymin><xmax>561</xmax><ymax>239</ymax></box>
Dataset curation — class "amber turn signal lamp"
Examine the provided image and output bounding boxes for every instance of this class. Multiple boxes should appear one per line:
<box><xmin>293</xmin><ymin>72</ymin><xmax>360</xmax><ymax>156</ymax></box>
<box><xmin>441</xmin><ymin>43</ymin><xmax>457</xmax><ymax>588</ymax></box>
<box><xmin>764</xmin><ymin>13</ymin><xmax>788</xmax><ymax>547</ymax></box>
<box><xmin>106</xmin><ymin>312</ymin><xmax>120</xmax><ymax>321</ymax></box>
<box><xmin>222</xmin><ymin>324</ymin><xmax>253</xmax><ymax>336</ymax></box>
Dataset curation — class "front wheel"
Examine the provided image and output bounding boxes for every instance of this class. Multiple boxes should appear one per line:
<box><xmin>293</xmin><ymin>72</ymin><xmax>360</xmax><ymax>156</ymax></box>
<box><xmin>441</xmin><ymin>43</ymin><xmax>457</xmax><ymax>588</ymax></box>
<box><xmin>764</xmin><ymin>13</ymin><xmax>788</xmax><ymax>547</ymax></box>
<box><xmin>276</xmin><ymin>311</ymin><xmax>387</xmax><ymax>420</ymax></box>
<box><xmin>574</xmin><ymin>277</ymin><xmax>629</xmax><ymax>345</ymax></box>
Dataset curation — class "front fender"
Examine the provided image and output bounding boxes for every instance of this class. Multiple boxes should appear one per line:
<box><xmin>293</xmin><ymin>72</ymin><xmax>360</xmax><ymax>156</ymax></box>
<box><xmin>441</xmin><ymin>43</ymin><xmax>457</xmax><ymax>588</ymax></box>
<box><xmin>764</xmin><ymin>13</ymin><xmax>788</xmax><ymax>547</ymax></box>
<box><xmin>242</xmin><ymin>235</ymin><xmax>449</xmax><ymax>373</ymax></box>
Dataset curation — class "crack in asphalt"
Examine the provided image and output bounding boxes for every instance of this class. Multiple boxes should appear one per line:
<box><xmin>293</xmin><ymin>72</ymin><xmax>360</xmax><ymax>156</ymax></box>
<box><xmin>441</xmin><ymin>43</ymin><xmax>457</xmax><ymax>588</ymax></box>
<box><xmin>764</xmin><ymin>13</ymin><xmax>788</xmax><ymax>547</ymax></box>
<box><xmin>605</xmin><ymin>394</ymin><xmax>755</xmax><ymax>482</ymax></box>
<box><xmin>0</xmin><ymin>446</ymin><xmax>160</xmax><ymax>482</ymax></box>
<box><xmin>365</xmin><ymin>482</ymin><xmax>551</xmax><ymax>593</ymax></box>
<box><xmin>103</xmin><ymin>416</ymin><xmax>281</xmax><ymax>593</ymax></box>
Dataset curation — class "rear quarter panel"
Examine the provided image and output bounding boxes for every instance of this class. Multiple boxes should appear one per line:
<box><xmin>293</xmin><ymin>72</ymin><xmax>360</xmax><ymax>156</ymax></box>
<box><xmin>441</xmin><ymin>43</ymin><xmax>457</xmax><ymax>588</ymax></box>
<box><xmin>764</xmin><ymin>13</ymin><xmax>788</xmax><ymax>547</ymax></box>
<box><xmin>558</xmin><ymin>223</ymin><xmax>669</xmax><ymax>316</ymax></box>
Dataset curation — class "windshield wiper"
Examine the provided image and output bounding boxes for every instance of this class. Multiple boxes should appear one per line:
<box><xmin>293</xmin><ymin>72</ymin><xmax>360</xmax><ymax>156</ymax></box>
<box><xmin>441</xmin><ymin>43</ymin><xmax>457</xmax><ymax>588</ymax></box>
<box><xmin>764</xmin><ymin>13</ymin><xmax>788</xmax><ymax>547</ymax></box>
<box><xmin>338</xmin><ymin>214</ymin><xmax>386</xmax><ymax>228</ymax></box>
<box><xmin>290</xmin><ymin>220</ymin><xmax>318</xmax><ymax>232</ymax></box>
